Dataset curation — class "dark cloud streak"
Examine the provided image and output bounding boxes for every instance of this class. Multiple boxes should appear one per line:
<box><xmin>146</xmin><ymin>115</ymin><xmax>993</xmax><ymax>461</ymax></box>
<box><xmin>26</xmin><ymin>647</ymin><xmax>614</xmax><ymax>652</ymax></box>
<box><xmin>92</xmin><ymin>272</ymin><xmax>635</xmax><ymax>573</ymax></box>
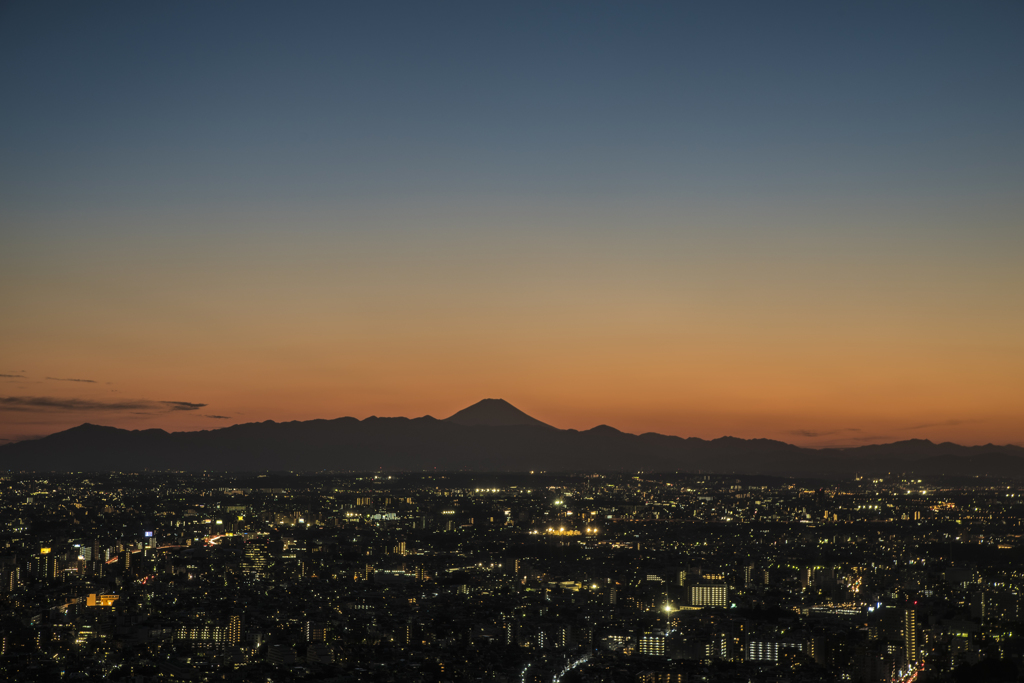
<box><xmin>0</xmin><ymin>396</ymin><xmax>207</xmax><ymax>413</ymax></box>
<box><xmin>46</xmin><ymin>376</ymin><xmax>97</xmax><ymax>383</ymax></box>
<box><xmin>161</xmin><ymin>401</ymin><xmax>206</xmax><ymax>411</ymax></box>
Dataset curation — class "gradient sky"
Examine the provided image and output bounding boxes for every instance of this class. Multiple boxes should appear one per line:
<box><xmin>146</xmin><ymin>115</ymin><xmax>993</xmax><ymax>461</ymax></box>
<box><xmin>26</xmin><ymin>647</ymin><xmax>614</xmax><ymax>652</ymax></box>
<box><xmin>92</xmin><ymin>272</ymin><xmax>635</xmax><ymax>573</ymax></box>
<box><xmin>2</xmin><ymin>1</ymin><xmax>1022</xmax><ymax>448</ymax></box>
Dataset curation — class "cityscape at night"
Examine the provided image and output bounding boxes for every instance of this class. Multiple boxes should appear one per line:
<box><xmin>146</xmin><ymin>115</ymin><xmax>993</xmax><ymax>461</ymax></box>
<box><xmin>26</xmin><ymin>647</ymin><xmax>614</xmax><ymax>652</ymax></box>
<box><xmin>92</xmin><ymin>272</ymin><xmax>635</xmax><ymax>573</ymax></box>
<box><xmin>2</xmin><ymin>469</ymin><xmax>1024</xmax><ymax>681</ymax></box>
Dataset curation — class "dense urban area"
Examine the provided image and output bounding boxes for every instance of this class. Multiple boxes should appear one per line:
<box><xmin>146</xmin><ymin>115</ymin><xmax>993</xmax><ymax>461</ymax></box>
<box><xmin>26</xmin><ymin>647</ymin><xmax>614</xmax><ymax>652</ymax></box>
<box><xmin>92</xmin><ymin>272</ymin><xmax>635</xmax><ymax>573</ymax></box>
<box><xmin>2</xmin><ymin>470</ymin><xmax>1024</xmax><ymax>683</ymax></box>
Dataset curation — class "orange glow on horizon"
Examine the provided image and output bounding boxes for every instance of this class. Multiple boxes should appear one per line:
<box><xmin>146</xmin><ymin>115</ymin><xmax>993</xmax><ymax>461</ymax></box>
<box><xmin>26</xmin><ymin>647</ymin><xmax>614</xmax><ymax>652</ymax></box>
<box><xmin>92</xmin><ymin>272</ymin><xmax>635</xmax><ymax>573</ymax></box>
<box><xmin>2</xmin><ymin>208</ymin><xmax>1021</xmax><ymax>449</ymax></box>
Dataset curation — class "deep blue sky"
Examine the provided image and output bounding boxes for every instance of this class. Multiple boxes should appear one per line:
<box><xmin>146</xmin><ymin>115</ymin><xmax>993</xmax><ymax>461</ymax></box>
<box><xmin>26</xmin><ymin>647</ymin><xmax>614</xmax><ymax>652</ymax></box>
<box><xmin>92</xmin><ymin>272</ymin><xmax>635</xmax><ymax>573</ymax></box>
<box><xmin>3</xmin><ymin>1</ymin><xmax>1022</xmax><ymax>212</ymax></box>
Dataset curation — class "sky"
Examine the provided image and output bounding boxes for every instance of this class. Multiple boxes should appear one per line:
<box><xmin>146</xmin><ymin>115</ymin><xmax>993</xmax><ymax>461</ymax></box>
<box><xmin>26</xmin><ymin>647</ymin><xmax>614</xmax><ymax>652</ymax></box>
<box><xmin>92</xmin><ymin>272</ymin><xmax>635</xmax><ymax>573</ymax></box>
<box><xmin>1</xmin><ymin>1</ymin><xmax>1022</xmax><ymax>448</ymax></box>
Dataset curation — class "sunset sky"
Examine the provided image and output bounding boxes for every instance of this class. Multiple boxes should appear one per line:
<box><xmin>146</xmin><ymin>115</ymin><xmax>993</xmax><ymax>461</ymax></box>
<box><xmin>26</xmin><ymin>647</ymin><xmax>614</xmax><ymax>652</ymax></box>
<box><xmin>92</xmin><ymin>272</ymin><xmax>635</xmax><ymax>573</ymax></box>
<box><xmin>2</xmin><ymin>2</ymin><xmax>1022</xmax><ymax>447</ymax></box>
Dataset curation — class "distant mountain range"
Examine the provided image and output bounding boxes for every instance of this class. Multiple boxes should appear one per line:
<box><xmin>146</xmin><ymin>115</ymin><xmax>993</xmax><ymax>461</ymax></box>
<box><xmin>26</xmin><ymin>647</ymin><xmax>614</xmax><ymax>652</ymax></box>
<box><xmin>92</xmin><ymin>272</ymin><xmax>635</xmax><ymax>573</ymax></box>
<box><xmin>2</xmin><ymin>398</ymin><xmax>1022</xmax><ymax>477</ymax></box>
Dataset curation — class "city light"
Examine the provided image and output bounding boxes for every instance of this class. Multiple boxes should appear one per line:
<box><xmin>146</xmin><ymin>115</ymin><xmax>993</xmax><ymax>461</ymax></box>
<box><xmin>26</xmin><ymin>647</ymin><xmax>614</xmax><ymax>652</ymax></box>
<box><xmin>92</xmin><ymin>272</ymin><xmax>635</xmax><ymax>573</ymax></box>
<box><xmin>1</xmin><ymin>470</ymin><xmax>1015</xmax><ymax>679</ymax></box>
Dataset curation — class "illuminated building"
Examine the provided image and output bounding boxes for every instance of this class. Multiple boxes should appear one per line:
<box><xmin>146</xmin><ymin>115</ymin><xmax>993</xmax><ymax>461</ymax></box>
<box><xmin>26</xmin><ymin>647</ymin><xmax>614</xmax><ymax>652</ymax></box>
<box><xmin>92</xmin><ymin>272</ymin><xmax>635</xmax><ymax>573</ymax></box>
<box><xmin>747</xmin><ymin>640</ymin><xmax>780</xmax><ymax>662</ymax></box>
<box><xmin>555</xmin><ymin>625</ymin><xmax>571</xmax><ymax>649</ymax></box>
<box><xmin>742</xmin><ymin>563</ymin><xmax>756</xmax><ymax>587</ymax></box>
<box><xmin>242</xmin><ymin>543</ymin><xmax>270</xmax><ymax>583</ymax></box>
<box><xmin>639</xmin><ymin>630</ymin><xmax>666</xmax><ymax>656</ymax></box>
<box><xmin>746</xmin><ymin>640</ymin><xmax>805</xmax><ymax>662</ymax></box>
<box><xmin>688</xmin><ymin>584</ymin><xmax>728</xmax><ymax>607</ymax></box>
<box><xmin>86</xmin><ymin>593</ymin><xmax>119</xmax><ymax>607</ymax></box>
<box><xmin>903</xmin><ymin>608</ymin><xmax>919</xmax><ymax>662</ymax></box>
<box><xmin>305</xmin><ymin>621</ymin><xmax>329</xmax><ymax>642</ymax></box>
<box><xmin>636</xmin><ymin>673</ymin><xmax>687</xmax><ymax>683</ymax></box>
<box><xmin>120</xmin><ymin>548</ymin><xmax>132</xmax><ymax>577</ymax></box>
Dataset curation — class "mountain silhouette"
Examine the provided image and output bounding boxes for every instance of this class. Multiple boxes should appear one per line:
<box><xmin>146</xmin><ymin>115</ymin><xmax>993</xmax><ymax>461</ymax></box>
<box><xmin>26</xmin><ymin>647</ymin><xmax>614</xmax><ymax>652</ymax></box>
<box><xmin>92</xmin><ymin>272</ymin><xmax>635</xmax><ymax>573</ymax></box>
<box><xmin>445</xmin><ymin>398</ymin><xmax>553</xmax><ymax>428</ymax></box>
<box><xmin>1</xmin><ymin>399</ymin><xmax>1022</xmax><ymax>476</ymax></box>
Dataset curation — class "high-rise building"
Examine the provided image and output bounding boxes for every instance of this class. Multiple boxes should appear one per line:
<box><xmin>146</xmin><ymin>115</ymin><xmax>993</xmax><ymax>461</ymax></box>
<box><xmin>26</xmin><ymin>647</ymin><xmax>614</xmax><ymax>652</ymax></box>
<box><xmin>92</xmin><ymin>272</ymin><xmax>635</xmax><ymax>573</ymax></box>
<box><xmin>2</xmin><ymin>566</ymin><xmax>21</xmax><ymax>593</ymax></box>
<box><xmin>402</xmin><ymin>620</ymin><xmax>421</xmax><ymax>646</ymax></box>
<box><xmin>808</xmin><ymin>636</ymin><xmax>827</xmax><ymax>665</ymax></box>
<box><xmin>742</xmin><ymin>564</ymin><xmax>756</xmax><ymax>587</ymax></box>
<box><xmin>242</xmin><ymin>544</ymin><xmax>270</xmax><ymax>583</ymax></box>
<box><xmin>903</xmin><ymin>608</ymin><xmax>919</xmax><ymax>662</ymax></box>
<box><xmin>688</xmin><ymin>584</ymin><xmax>728</xmax><ymax>607</ymax></box>
<box><xmin>975</xmin><ymin>591</ymin><xmax>1020</xmax><ymax>625</ymax></box>
<box><xmin>555</xmin><ymin>625</ymin><xmax>571</xmax><ymax>649</ymax></box>
<box><xmin>120</xmin><ymin>549</ymin><xmax>132</xmax><ymax>578</ymax></box>
<box><xmin>705</xmin><ymin>634</ymin><xmax>730</xmax><ymax>660</ymax></box>
<box><xmin>504</xmin><ymin>621</ymin><xmax>518</xmax><ymax>646</ymax></box>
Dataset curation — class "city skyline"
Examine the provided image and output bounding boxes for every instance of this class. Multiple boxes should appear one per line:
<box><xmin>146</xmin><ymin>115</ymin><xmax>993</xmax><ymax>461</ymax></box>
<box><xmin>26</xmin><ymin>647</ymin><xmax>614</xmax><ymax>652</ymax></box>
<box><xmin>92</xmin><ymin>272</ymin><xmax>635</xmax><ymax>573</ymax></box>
<box><xmin>2</xmin><ymin>469</ymin><xmax>1022</xmax><ymax>681</ymax></box>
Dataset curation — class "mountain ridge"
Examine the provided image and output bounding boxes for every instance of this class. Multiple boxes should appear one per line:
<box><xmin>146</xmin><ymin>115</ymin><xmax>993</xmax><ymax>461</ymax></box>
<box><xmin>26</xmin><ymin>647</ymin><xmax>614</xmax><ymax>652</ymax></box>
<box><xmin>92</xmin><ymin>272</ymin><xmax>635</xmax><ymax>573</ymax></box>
<box><xmin>444</xmin><ymin>398</ymin><xmax>553</xmax><ymax>428</ymax></box>
<box><xmin>2</xmin><ymin>399</ymin><xmax>1022</xmax><ymax>476</ymax></box>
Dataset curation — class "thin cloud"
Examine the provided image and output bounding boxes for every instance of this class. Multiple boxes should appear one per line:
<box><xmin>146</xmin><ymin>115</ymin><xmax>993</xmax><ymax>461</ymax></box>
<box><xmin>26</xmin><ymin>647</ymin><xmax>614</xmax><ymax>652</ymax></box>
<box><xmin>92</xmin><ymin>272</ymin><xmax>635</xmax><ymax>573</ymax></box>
<box><xmin>46</xmin><ymin>376</ymin><xmax>97</xmax><ymax>383</ymax></box>
<box><xmin>0</xmin><ymin>397</ymin><xmax>154</xmax><ymax>412</ymax></box>
<box><xmin>0</xmin><ymin>396</ymin><xmax>207</xmax><ymax>413</ymax></box>
<box><xmin>161</xmin><ymin>401</ymin><xmax>206</xmax><ymax>411</ymax></box>
<box><xmin>904</xmin><ymin>418</ymin><xmax>982</xmax><ymax>430</ymax></box>
<box><xmin>0</xmin><ymin>374</ymin><xmax>26</xmax><ymax>378</ymax></box>
<box><xmin>203</xmin><ymin>414</ymin><xmax>231</xmax><ymax>420</ymax></box>
<box><xmin>785</xmin><ymin>428</ymin><xmax>862</xmax><ymax>438</ymax></box>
